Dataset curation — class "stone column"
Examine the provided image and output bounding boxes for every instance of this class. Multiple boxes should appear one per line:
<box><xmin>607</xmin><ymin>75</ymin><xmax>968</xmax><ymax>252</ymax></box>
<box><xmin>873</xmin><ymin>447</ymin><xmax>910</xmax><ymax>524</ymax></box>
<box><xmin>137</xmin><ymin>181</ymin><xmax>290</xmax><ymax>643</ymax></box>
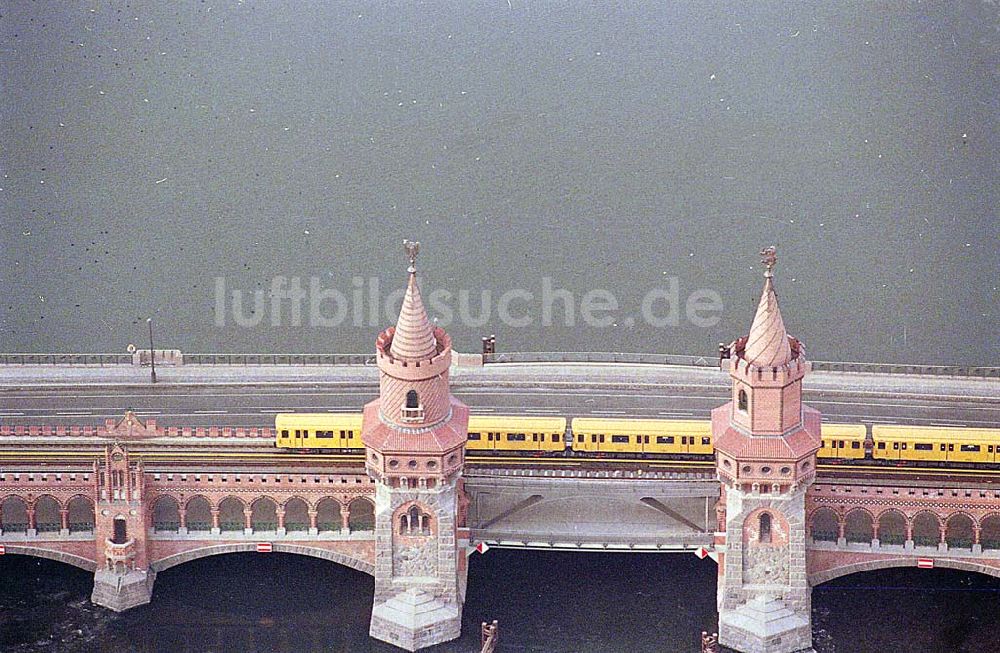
<box><xmin>341</xmin><ymin>507</ymin><xmax>351</xmax><ymax>533</ymax></box>
<box><xmin>178</xmin><ymin>507</ymin><xmax>188</xmax><ymax>535</ymax></box>
<box><xmin>243</xmin><ymin>508</ymin><xmax>253</xmax><ymax>535</ymax></box>
<box><xmin>27</xmin><ymin>507</ymin><xmax>37</xmax><ymax>537</ymax></box>
<box><xmin>60</xmin><ymin>508</ymin><xmax>70</xmax><ymax>536</ymax></box>
<box><xmin>308</xmin><ymin>509</ymin><xmax>318</xmax><ymax>535</ymax></box>
<box><xmin>210</xmin><ymin>507</ymin><xmax>220</xmax><ymax>535</ymax></box>
<box><xmin>973</xmin><ymin>525</ymin><xmax>983</xmax><ymax>554</ymax></box>
<box><xmin>938</xmin><ymin>524</ymin><xmax>948</xmax><ymax>552</ymax></box>
<box><xmin>276</xmin><ymin>506</ymin><xmax>286</xmax><ymax>536</ymax></box>
<box><xmin>904</xmin><ymin>521</ymin><xmax>914</xmax><ymax>550</ymax></box>
<box><xmin>836</xmin><ymin>517</ymin><xmax>846</xmax><ymax>547</ymax></box>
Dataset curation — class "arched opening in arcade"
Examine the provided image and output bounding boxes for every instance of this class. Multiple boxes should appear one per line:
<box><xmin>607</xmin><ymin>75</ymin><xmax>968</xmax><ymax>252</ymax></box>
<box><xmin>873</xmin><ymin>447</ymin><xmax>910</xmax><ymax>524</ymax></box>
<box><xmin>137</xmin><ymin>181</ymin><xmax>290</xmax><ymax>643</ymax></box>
<box><xmin>981</xmin><ymin>515</ymin><xmax>1000</xmax><ymax>550</ymax></box>
<box><xmin>945</xmin><ymin>514</ymin><xmax>975</xmax><ymax>550</ymax></box>
<box><xmin>876</xmin><ymin>509</ymin><xmax>907</xmax><ymax>546</ymax></box>
<box><xmin>34</xmin><ymin>496</ymin><xmax>62</xmax><ymax>534</ymax></box>
<box><xmin>809</xmin><ymin>507</ymin><xmax>839</xmax><ymax>542</ymax></box>
<box><xmin>738</xmin><ymin>389</ymin><xmax>748</xmax><ymax>412</ymax></box>
<box><xmin>316</xmin><ymin>498</ymin><xmax>342</xmax><ymax>533</ymax></box>
<box><xmin>348</xmin><ymin>497</ymin><xmax>375</xmax><ymax>532</ymax></box>
<box><xmin>152</xmin><ymin>496</ymin><xmax>181</xmax><ymax>532</ymax></box>
<box><xmin>67</xmin><ymin>496</ymin><xmax>94</xmax><ymax>533</ymax></box>
<box><xmin>185</xmin><ymin>496</ymin><xmax>212</xmax><ymax>533</ymax></box>
<box><xmin>283</xmin><ymin>498</ymin><xmax>309</xmax><ymax>533</ymax></box>
<box><xmin>844</xmin><ymin>509</ymin><xmax>874</xmax><ymax>543</ymax></box>
<box><xmin>251</xmin><ymin>498</ymin><xmax>278</xmax><ymax>532</ymax></box>
<box><xmin>1</xmin><ymin>496</ymin><xmax>29</xmax><ymax>534</ymax></box>
<box><xmin>218</xmin><ymin>497</ymin><xmax>246</xmax><ymax>532</ymax></box>
<box><xmin>912</xmin><ymin>512</ymin><xmax>941</xmax><ymax>548</ymax></box>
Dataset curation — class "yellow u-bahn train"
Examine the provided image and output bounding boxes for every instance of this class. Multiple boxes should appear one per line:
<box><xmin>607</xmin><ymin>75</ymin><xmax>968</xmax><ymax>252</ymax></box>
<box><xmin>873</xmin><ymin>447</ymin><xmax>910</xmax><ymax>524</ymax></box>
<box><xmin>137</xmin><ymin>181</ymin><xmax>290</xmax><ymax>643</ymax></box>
<box><xmin>274</xmin><ymin>413</ymin><xmax>999</xmax><ymax>465</ymax></box>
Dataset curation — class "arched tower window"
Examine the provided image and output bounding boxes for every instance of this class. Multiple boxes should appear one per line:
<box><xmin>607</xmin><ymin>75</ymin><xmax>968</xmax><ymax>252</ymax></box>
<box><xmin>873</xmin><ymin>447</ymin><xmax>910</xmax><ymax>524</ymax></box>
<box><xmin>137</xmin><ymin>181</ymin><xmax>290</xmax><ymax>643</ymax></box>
<box><xmin>759</xmin><ymin>512</ymin><xmax>772</xmax><ymax>544</ymax></box>
<box><xmin>399</xmin><ymin>505</ymin><xmax>432</xmax><ymax>536</ymax></box>
<box><xmin>738</xmin><ymin>389</ymin><xmax>748</xmax><ymax>412</ymax></box>
<box><xmin>401</xmin><ymin>389</ymin><xmax>423</xmax><ymax>422</ymax></box>
<box><xmin>112</xmin><ymin>516</ymin><xmax>128</xmax><ymax>544</ymax></box>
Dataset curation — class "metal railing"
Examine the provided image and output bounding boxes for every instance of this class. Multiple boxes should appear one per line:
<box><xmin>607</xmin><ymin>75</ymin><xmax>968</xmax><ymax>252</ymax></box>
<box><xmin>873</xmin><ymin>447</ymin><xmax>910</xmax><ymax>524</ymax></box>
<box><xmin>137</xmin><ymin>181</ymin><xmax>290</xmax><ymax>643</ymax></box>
<box><xmin>484</xmin><ymin>351</ymin><xmax>1000</xmax><ymax>379</ymax></box>
<box><xmin>0</xmin><ymin>353</ymin><xmax>132</xmax><ymax>366</ymax></box>
<box><xmin>182</xmin><ymin>353</ymin><xmax>376</xmax><ymax>366</ymax></box>
<box><xmin>0</xmin><ymin>349</ymin><xmax>994</xmax><ymax>378</ymax></box>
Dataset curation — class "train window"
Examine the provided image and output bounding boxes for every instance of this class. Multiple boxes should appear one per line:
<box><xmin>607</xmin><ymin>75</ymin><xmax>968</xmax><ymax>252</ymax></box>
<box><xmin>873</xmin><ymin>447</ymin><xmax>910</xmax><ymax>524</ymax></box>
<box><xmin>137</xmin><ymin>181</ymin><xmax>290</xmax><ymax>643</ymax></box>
<box><xmin>295</xmin><ymin>430</ymin><xmax>302</xmax><ymax>437</ymax></box>
<box><xmin>281</xmin><ymin>430</ymin><xmax>289</xmax><ymax>438</ymax></box>
<box><xmin>644</xmin><ymin>436</ymin><xmax>650</xmax><ymax>444</ymax></box>
<box><xmin>914</xmin><ymin>443</ymin><xmax>932</xmax><ymax>451</ymax></box>
<box><xmin>532</xmin><ymin>433</ymin><xmax>538</xmax><ymax>442</ymax></box>
<box><xmin>877</xmin><ymin>442</ymin><xmax>885</xmax><ymax>449</ymax></box>
<box><xmin>599</xmin><ymin>435</ymin><xmax>605</xmax><ymax>443</ymax></box>
<box><xmin>940</xmin><ymin>444</ymin><xmax>946</xmax><ymax>451</ymax></box>
<box><xmin>576</xmin><ymin>434</ymin><xmax>583</xmax><ymax>442</ymax></box>
<box><xmin>316</xmin><ymin>430</ymin><xmax>334</xmax><ymax>438</ymax></box>
<box><xmin>990</xmin><ymin>446</ymin><xmax>995</xmax><ymax>453</ymax></box>
<box><xmin>960</xmin><ymin>444</ymin><xmax>980</xmax><ymax>452</ymax></box>
<box><xmin>591</xmin><ymin>434</ymin><xmax>597</xmax><ymax>443</ymax></box>
<box><xmin>508</xmin><ymin>433</ymin><xmax>526</xmax><ymax>442</ymax></box>
<box><xmin>838</xmin><ymin>441</ymin><xmax>845</xmax><ymax>448</ymax></box>
<box><xmin>340</xmin><ymin>430</ymin><xmax>348</xmax><ymax>438</ymax></box>
<box><xmin>656</xmin><ymin>436</ymin><xmax>674</xmax><ymax>444</ymax></box>
<box><xmin>948</xmin><ymin>444</ymin><xmax>954</xmax><ymax>451</ymax></box>
<box><xmin>468</xmin><ymin>433</ymin><xmax>481</xmax><ymax>440</ymax></box>
<box><xmin>851</xmin><ymin>441</ymin><xmax>861</xmax><ymax>449</ymax></box>
<box><xmin>901</xmin><ymin>443</ymin><xmax>907</xmax><ymax>450</ymax></box>
<box><xmin>611</xmin><ymin>436</ymin><xmax>629</xmax><ymax>444</ymax></box>
<box><xmin>892</xmin><ymin>442</ymin><xmax>898</xmax><ymax>450</ymax></box>
<box><xmin>702</xmin><ymin>437</ymin><xmax>711</xmax><ymax>445</ymax></box>
<box><xmin>552</xmin><ymin>434</ymin><xmax>560</xmax><ymax>442</ymax></box>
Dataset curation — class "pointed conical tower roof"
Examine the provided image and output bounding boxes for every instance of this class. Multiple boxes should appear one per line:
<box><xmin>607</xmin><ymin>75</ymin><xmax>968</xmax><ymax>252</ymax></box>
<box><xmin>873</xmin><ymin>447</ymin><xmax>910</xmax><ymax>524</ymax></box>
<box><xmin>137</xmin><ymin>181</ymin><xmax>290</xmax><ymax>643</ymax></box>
<box><xmin>389</xmin><ymin>269</ymin><xmax>438</xmax><ymax>360</ymax></box>
<box><xmin>743</xmin><ymin>247</ymin><xmax>792</xmax><ymax>368</ymax></box>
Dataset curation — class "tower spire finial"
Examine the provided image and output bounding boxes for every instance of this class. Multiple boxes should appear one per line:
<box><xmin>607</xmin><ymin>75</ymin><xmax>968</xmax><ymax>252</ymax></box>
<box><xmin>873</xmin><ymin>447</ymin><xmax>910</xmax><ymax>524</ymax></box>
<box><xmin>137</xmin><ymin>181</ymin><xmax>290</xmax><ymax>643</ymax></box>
<box><xmin>760</xmin><ymin>245</ymin><xmax>777</xmax><ymax>278</ymax></box>
<box><xmin>403</xmin><ymin>239</ymin><xmax>420</xmax><ymax>274</ymax></box>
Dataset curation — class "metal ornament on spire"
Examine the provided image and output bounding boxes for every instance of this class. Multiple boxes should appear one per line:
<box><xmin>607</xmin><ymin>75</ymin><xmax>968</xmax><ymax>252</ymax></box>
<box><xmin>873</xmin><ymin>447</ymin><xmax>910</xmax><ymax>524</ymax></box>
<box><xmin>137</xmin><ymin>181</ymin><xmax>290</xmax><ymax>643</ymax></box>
<box><xmin>760</xmin><ymin>245</ymin><xmax>777</xmax><ymax>277</ymax></box>
<box><xmin>403</xmin><ymin>239</ymin><xmax>420</xmax><ymax>274</ymax></box>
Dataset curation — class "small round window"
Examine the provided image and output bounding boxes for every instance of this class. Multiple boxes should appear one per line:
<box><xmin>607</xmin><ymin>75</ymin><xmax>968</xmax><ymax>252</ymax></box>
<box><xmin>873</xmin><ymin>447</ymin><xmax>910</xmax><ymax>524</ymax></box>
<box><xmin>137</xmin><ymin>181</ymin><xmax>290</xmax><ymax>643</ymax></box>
<box><xmin>761</xmin><ymin>466</ymin><xmax>771</xmax><ymax>475</ymax></box>
<box><xmin>388</xmin><ymin>459</ymin><xmax>399</xmax><ymax>468</ymax></box>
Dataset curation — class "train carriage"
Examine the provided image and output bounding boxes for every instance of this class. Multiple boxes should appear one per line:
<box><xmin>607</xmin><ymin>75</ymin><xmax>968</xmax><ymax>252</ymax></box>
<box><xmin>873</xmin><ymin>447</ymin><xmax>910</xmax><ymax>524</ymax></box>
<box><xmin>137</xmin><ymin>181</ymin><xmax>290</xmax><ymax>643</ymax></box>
<box><xmin>872</xmin><ymin>425</ymin><xmax>1000</xmax><ymax>464</ymax></box>
<box><xmin>571</xmin><ymin>418</ymin><xmax>712</xmax><ymax>455</ymax></box>
<box><xmin>467</xmin><ymin>416</ymin><xmax>566</xmax><ymax>452</ymax></box>
<box><xmin>817</xmin><ymin>423</ymin><xmax>867</xmax><ymax>459</ymax></box>
<box><xmin>275</xmin><ymin>413</ymin><xmax>364</xmax><ymax>450</ymax></box>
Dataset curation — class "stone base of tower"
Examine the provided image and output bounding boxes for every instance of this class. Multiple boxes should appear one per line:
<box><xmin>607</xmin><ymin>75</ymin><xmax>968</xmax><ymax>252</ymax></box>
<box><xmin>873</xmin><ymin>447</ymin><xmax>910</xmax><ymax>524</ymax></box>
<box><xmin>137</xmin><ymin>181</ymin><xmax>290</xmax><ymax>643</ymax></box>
<box><xmin>91</xmin><ymin>569</ymin><xmax>155</xmax><ymax>612</ymax></box>
<box><xmin>370</xmin><ymin>588</ymin><xmax>462</xmax><ymax>651</ymax></box>
<box><xmin>719</xmin><ymin>596</ymin><xmax>814</xmax><ymax>653</ymax></box>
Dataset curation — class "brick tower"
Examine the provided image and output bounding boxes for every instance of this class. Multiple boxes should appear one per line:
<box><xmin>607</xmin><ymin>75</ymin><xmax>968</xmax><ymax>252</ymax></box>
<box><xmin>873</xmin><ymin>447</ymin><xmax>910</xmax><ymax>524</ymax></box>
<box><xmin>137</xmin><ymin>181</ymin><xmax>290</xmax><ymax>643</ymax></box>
<box><xmin>713</xmin><ymin>247</ymin><xmax>821</xmax><ymax>653</ymax></box>
<box><xmin>361</xmin><ymin>240</ymin><xmax>470</xmax><ymax>651</ymax></box>
<box><xmin>90</xmin><ymin>434</ymin><xmax>155</xmax><ymax>611</ymax></box>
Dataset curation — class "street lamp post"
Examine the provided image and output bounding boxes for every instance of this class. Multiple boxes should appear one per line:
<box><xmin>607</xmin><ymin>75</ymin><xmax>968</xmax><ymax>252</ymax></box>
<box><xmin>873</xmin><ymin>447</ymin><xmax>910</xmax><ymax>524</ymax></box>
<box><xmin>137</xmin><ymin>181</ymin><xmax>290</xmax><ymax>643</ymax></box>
<box><xmin>147</xmin><ymin>317</ymin><xmax>157</xmax><ymax>384</ymax></box>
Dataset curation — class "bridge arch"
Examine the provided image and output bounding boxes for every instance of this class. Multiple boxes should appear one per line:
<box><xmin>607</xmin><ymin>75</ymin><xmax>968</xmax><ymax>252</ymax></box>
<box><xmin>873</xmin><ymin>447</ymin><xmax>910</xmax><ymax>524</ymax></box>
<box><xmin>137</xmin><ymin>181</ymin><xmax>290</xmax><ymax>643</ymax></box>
<box><xmin>150</xmin><ymin>543</ymin><xmax>374</xmax><ymax>576</ymax></box>
<box><xmin>810</xmin><ymin>557</ymin><xmax>1000</xmax><ymax>586</ymax></box>
<box><xmin>0</xmin><ymin>545</ymin><xmax>97</xmax><ymax>572</ymax></box>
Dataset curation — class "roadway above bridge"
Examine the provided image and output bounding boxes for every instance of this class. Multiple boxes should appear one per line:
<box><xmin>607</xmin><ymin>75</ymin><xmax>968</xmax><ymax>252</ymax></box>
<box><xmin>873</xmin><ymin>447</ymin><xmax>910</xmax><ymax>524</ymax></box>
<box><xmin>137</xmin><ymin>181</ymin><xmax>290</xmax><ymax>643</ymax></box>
<box><xmin>1</xmin><ymin>362</ymin><xmax>997</xmax><ymax>428</ymax></box>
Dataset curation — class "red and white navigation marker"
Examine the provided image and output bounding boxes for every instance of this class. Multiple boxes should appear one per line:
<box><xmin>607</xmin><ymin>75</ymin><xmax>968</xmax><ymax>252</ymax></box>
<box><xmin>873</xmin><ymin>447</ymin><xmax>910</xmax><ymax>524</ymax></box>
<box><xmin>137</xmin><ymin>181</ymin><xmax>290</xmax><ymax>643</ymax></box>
<box><xmin>256</xmin><ymin>542</ymin><xmax>273</xmax><ymax>553</ymax></box>
<box><xmin>475</xmin><ymin>541</ymin><xmax>490</xmax><ymax>555</ymax></box>
<box><xmin>917</xmin><ymin>557</ymin><xmax>934</xmax><ymax>569</ymax></box>
<box><xmin>0</xmin><ymin>544</ymin><xmax>6</xmax><ymax>555</ymax></box>
<box><xmin>694</xmin><ymin>546</ymin><xmax>718</xmax><ymax>562</ymax></box>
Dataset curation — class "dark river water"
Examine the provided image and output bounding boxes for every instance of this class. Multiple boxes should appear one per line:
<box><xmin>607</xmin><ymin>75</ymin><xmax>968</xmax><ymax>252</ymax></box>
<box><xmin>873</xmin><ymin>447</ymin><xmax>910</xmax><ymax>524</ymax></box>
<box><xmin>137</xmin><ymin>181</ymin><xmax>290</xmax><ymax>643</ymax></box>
<box><xmin>1</xmin><ymin>2</ymin><xmax>998</xmax><ymax>364</ymax></box>
<box><xmin>1</xmin><ymin>551</ymin><xmax>999</xmax><ymax>653</ymax></box>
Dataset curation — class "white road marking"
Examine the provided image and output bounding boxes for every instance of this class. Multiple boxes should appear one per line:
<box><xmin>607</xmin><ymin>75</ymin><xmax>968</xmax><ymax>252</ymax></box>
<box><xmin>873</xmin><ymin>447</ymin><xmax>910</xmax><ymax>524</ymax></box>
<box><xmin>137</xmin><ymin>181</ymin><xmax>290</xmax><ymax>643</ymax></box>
<box><xmin>193</xmin><ymin>410</ymin><xmax>228</xmax><ymax>414</ymax></box>
<box><xmin>0</xmin><ymin>412</ymin><xmax>25</xmax><ymax>416</ymax></box>
<box><xmin>56</xmin><ymin>411</ymin><xmax>92</xmax><ymax>416</ymax></box>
